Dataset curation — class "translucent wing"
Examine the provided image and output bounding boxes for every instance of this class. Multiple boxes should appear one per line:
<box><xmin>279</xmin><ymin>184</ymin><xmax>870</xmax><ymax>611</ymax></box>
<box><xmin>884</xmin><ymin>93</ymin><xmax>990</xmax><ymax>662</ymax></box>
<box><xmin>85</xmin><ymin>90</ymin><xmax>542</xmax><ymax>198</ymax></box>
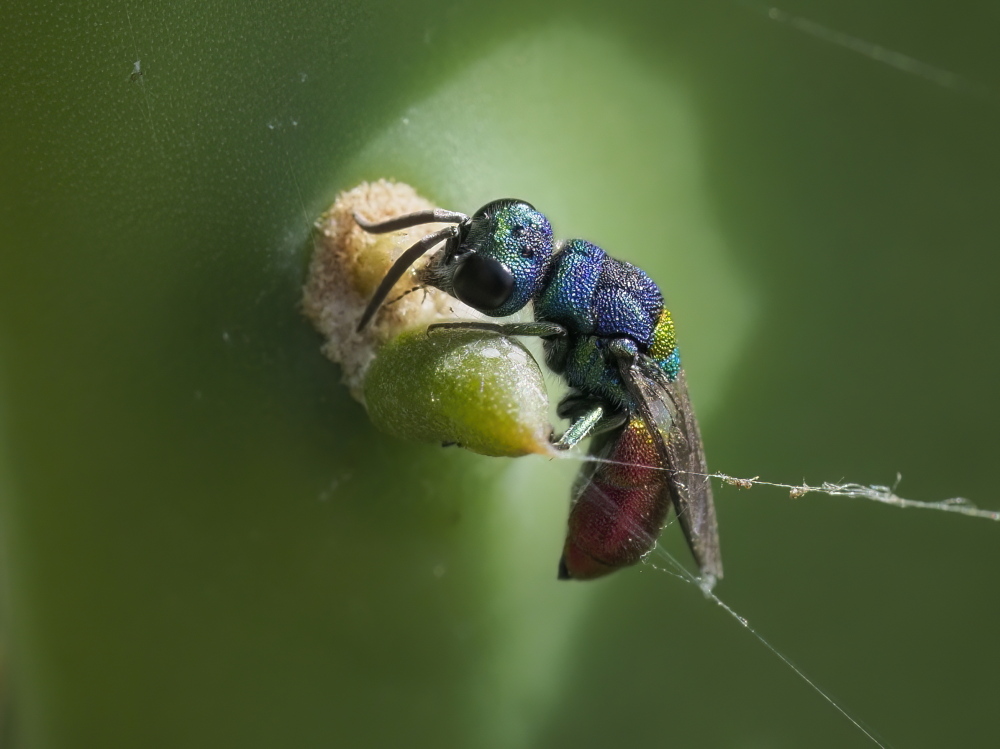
<box><xmin>618</xmin><ymin>355</ymin><xmax>723</xmax><ymax>581</ymax></box>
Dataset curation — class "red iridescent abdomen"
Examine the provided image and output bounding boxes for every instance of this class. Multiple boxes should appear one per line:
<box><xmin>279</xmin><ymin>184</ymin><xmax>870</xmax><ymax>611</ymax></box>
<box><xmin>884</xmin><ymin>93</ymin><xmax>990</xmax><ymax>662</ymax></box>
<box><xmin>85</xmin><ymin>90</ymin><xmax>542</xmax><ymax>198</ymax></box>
<box><xmin>559</xmin><ymin>418</ymin><xmax>670</xmax><ymax>580</ymax></box>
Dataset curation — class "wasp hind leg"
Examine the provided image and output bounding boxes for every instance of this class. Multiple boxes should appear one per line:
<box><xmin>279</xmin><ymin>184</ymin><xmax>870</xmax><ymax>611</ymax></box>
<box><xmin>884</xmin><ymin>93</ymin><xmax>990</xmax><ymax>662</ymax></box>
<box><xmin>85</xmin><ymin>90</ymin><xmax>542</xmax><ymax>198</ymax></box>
<box><xmin>552</xmin><ymin>399</ymin><xmax>627</xmax><ymax>451</ymax></box>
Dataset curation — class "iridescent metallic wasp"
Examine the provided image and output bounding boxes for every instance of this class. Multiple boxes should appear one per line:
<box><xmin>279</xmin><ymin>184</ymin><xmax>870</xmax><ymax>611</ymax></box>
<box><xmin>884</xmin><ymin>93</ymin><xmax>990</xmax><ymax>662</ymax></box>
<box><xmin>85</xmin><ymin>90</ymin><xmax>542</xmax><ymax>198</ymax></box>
<box><xmin>355</xmin><ymin>199</ymin><xmax>722</xmax><ymax>584</ymax></box>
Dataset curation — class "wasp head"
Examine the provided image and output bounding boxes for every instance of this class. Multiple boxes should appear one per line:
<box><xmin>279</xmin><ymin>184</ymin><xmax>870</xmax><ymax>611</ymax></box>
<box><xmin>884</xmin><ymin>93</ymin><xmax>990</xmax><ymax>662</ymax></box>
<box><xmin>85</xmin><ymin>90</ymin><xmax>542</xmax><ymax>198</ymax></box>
<box><xmin>422</xmin><ymin>199</ymin><xmax>554</xmax><ymax>318</ymax></box>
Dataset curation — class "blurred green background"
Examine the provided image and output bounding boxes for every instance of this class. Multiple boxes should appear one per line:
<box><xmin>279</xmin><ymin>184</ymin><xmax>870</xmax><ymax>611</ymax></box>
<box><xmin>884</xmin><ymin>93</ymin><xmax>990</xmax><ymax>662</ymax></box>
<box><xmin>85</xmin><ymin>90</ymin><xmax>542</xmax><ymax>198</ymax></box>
<box><xmin>1</xmin><ymin>0</ymin><xmax>998</xmax><ymax>747</ymax></box>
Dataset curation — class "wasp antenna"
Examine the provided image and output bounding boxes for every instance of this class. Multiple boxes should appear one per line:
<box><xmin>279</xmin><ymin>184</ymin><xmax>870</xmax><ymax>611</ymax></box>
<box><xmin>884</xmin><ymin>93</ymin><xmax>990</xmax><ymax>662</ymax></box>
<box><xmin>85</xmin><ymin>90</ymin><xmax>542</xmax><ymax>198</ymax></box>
<box><xmin>356</xmin><ymin>225</ymin><xmax>459</xmax><ymax>332</ymax></box>
<box><xmin>354</xmin><ymin>208</ymin><xmax>469</xmax><ymax>234</ymax></box>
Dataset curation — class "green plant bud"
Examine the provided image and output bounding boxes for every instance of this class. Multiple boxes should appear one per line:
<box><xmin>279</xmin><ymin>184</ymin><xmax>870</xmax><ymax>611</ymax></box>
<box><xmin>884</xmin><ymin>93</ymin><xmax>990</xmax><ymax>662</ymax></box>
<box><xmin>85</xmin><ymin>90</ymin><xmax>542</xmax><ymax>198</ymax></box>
<box><xmin>365</xmin><ymin>329</ymin><xmax>552</xmax><ymax>457</ymax></box>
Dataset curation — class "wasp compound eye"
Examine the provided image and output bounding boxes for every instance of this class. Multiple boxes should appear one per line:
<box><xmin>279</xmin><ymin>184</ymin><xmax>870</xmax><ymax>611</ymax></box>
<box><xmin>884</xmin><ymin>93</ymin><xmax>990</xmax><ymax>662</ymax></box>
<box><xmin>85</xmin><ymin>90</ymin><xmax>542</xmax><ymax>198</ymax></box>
<box><xmin>452</xmin><ymin>254</ymin><xmax>515</xmax><ymax>312</ymax></box>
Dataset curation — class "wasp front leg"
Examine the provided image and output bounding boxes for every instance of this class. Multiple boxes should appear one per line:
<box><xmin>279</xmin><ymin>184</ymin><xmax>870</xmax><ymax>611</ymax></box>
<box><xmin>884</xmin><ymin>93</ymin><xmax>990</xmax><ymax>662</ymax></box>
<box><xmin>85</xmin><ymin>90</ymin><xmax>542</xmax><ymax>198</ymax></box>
<box><xmin>426</xmin><ymin>321</ymin><xmax>567</xmax><ymax>339</ymax></box>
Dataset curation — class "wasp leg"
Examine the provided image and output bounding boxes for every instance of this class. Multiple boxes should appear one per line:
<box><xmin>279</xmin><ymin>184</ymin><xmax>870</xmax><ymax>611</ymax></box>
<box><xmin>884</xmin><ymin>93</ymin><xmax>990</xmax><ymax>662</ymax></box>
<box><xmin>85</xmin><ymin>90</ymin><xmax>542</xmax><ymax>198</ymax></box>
<box><xmin>427</xmin><ymin>321</ymin><xmax>567</xmax><ymax>339</ymax></box>
<box><xmin>604</xmin><ymin>337</ymin><xmax>640</xmax><ymax>363</ymax></box>
<box><xmin>552</xmin><ymin>403</ymin><xmax>627</xmax><ymax>451</ymax></box>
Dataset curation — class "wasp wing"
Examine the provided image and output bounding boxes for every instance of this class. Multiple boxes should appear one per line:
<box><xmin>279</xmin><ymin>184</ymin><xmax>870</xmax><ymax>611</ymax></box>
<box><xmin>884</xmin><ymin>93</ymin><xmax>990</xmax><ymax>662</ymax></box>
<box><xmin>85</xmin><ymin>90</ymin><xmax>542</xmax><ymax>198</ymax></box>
<box><xmin>618</xmin><ymin>355</ymin><xmax>723</xmax><ymax>581</ymax></box>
